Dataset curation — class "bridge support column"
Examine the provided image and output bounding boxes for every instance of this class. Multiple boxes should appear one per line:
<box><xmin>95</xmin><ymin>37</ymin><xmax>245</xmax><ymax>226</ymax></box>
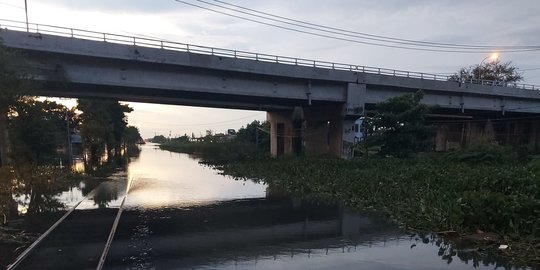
<box><xmin>267</xmin><ymin>111</ymin><xmax>295</xmax><ymax>157</ymax></box>
<box><xmin>303</xmin><ymin>105</ymin><xmax>348</xmax><ymax>157</ymax></box>
<box><xmin>267</xmin><ymin>104</ymin><xmax>357</xmax><ymax>159</ymax></box>
<box><xmin>267</xmin><ymin>82</ymin><xmax>363</xmax><ymax>158</ymax></box>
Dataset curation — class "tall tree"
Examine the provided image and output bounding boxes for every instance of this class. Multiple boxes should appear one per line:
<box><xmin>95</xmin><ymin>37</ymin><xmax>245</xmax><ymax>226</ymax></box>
<box><xmin>77</xmin><ymin>98</ymin><xmax>132</xmax><ymax>164</ymax></box>
<box><xmin>450</xmin><ymin>60</ymin><xmax>523</xmax><ymax>83</ymax></box>
<box><xmin>9</xmin><ymin>98</ymin><xmax>74</xmax><ymax>165</ymax></box>
<box><xmin>0</xmin><ymin>46</ymin><xmax>30</xmax><ymax>166</ymax></box>
<box><xmin>364</xmin><ymin>91</ymin><xmax>433</xmax><ymax>158</ymax></box>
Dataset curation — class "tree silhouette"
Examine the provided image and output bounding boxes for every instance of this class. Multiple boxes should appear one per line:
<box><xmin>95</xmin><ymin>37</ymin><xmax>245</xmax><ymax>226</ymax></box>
<box><xmin>450</xmin><ymin>60</ymin><xmax>523</xmax><ymax>83</ymax></box>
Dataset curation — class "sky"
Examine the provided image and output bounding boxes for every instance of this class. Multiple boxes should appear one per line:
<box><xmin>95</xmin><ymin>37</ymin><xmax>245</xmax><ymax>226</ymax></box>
<box><xmin>1</xmin><ymin>0</ymin><xmax>539</xmax><ymax>138</ymax></box>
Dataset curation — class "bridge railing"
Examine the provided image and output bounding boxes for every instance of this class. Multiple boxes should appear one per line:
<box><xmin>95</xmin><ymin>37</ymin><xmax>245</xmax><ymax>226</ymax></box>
<box><xmin>0</xmin><ymin>18</ymin><xmax>538</xmax><ymax>91</ymax></box>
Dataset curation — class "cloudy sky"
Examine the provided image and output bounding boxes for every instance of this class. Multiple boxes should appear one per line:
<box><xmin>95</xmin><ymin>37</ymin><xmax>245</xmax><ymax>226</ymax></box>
<box><xmin>1</xmin><ymin>0</ymin><xmax>539</xmax><ymax>138</ymax></box>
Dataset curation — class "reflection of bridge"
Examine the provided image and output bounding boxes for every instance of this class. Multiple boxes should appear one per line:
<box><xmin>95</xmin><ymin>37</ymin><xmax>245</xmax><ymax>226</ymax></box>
<box><xmin>2</xmin><ymin>19</ymin><xmax>540</xmax><ymax>157</ymax></box>
<box><xmin>105</xmin><ymin>199</ymin><xmax>401</xmax><ymax>269</ymax></box>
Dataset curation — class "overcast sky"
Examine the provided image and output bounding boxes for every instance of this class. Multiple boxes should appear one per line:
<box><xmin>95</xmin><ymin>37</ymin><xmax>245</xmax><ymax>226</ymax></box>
<box><xmin>1</xmin><ymin>0</ymin><xmax>539</xmax><ymax>138</ymax></box>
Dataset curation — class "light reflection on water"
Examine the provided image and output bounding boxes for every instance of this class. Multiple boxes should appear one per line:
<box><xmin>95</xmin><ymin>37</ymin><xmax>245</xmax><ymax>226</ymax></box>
<box><xmin>124</xmin><ymin>144</ymin><xmax>267</xmax><ymax>209</ymax></box>
<box><xmin>104</xmin><ymin>144</ymin><xmax>531</xmax><ymax>270</ymax></box>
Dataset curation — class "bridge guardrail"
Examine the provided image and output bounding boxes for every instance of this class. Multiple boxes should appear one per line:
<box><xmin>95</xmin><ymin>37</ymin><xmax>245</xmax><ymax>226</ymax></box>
<box><xmin>0</xmin><ymin>18</ymin><xmax>537</xmax><ymax>91</ymax></box>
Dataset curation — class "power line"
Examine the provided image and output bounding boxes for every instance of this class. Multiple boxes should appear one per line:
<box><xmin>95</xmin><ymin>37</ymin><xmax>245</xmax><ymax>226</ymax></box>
<box><xmin>0</xmin><ymin>2</ymin><xmax>24</xmax><ymax>9</ymax></box>
<box><xmin>206</xmin><ymin>0</ymin><xmax>539</xmax><ymax>51</ymax></box>
<box><xmin>173</xmin><ymin>0</ymin><xmax>540</xmax><ymax>53</ymax></box>
<box><xmin>520</xmin><ymin>67</ymin><xmax>540</xmax><ymax>72</ymax></box>
<box><xmin>133</xmin><ymin>113</ymin><xmax>264</xmax><ymax>127</ymax></box>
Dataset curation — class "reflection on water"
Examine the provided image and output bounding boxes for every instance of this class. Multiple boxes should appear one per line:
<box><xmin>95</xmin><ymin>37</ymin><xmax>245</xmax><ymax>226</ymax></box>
<box><xmin>108</xmin><ymin>199</ymin><xmax>526</xmax><ymax>270</ymax></box>
<box><xmin>104</xmin><ymin>144</ymin><xmax>531</xmax><ymax>270</ymax></box>
<box><xmin>2</xmin><ymin>144</ymin><xmax>534</xmax><ymax>269</ymax></box>
<box><xmin>125</xmin><ymin>144</ymin><xmax>266</xmax><ymax>209</ymax></box>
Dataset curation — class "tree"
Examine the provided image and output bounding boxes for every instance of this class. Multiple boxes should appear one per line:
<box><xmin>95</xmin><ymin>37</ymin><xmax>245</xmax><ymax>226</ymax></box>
<box><xmin>9</xmin><ymin>98</ymin><xmax>74</xmax><ymax>165</ymax></box>
<box><xmin>150</xmin><ymin>135</ymin><xmax>168</xmax><ymax>144</ymax></box>
<box><xmin>77</xmin><ymin>98</ymin><xmax>133</xmax><ymax>164</ymax></box>
<box><xmin>450</xmin><ymin>60</ymin><xmax>523</xmax><ymax>83</ymax></box>
<box><xmin>0</xmin><ymin>46</ymin><xmax>31</xmax><ymax>166</ymax></box>
<box><xmin>364</xmin><ymin>91</ymin><xmax>434</xmax><ymax>158</ymax></box>
<box><xmin>236</xmin><ymin>120</ymin><xmax>270</xmax><ymax>151</ymax></box>
<box><xmin>123</xmin><ymin>126</ymin><xmax>143</xmax><ymax>145</ymax></box>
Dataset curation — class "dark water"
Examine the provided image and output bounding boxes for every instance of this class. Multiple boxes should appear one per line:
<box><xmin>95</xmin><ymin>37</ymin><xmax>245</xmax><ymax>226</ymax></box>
<box><xmin>8</xmin><ymin>144</ymin><xmax>535</xmax><ymax>269</ymax></box>
<box><xmin>104</xmin><ymin>144</ymin><xmax>529</xmax><ymax>270</ymax></box>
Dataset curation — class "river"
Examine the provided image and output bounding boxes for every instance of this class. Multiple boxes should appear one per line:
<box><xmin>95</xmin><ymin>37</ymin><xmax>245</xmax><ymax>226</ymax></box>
<box><xmin>8</xmin><ymin>144</ymin><xmax>532</xmax><ymax>269</ymax></box>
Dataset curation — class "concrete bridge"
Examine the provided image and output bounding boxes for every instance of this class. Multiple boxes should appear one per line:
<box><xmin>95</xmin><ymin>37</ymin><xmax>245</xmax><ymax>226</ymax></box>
<box><xmin>1</xmin><ymin>19</ymin><xmax>540</xmax><ymax>158</ymax></box>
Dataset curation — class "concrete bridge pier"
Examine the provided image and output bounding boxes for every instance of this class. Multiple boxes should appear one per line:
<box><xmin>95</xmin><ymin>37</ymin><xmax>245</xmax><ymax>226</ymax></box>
<box><xmin>434</xmin><ymin>118</ymin><xmax>540</xmax><ymax>152</ymax></box>
<box><xmin>267</xmin><ymin>104</ymin><xmax>358</xmax><ymax>159</ymax></box>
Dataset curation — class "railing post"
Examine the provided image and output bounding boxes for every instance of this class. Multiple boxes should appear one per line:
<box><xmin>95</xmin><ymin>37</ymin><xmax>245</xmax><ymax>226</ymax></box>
<box><xmin>313</xmin><ymin>60</ymin><xmax>316</xmax><ymax>67</ymax></box>
<box><xmin>211</xmin><ymin>48</ymin><xmax>214</xmax><ymax>55</ymax></box>
<box><xmin>234</xmin><ymin>51</ymin><xmax>237</xmax><ymax>58</ymax></box>
<box><xmin>275</xmin><ymin>55</ymin><xmax>278</xmax><ymax>63</ymax></box>
<box><xmin>295</xmin><ymin>58</ymin><xmax>298</xmax><ymax>65</ymax></box>
<box><xmin>407</xmin><ymin>71</ymin><xmax>409</xmax><ymax>77</ymax></box>
<box><xmin>256</xmin><ymin>54</ymin><xmax>259</xmax><ymax>61</ymax></box>
<box><xmin>103</xmin><ymin>33</ymin><xmax>106</xmax><ymax>42</ymax></box>
<box><xmin>378</xmin><ymin>68</ymin><xmax>381</xmax><ymax>74</ymax></box>
<box><xmin>70</xmin><ymin>29</ymin><xmax>74</xmax><ymax>38</ymax></box>
<box><xmin>421</xmin><ymin>73</ymin><xmax>424</xmax><ymax>79</ymax></box>
<box><xmin>332</xmin><ymin>63</ymin><xmax>335</xmax><ymax>69</ymax></box>
<box><xmin>160</xmin><ymin>41</ymin><xmax>163</xmax><ymax>49</ymax></box>
<box><xmin>133</xmin><ymin>37</ymin><xmax>136</xmax><ymax>45</ymax></box>
<box><xmin>393</xmin><ymin>70</ymin><xmax>396</xmax><ymax>76</ymax></box>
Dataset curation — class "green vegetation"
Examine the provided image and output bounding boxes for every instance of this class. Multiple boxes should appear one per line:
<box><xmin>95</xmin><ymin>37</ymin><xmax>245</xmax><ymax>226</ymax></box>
<box><xmin>77</xmin><ymin>98</ymin><xmax>134</xmax><ymax>164</ymax></box>
<box><xmin>158</xmin><ymin>120</ymin><xmax>270</xmax><ymax>161</ymax></box>
<box><xmin>212</xmin><ymin>149</ymin><xmax>539</xmax><ymax>266</ymax></box>
<box><xmin>9</xmin><ymin>98</ymin><xmax>77</xmax><ymax>165</ymax></box>
<box><xmin>361</xmin><ymin>91</ymin><xmax>433</xmax><ymax>158</ymax></box>
<box><xmin>450</xmin><ymin>60</ymin><xmax>523</xmax><ymax>83</ymax></box>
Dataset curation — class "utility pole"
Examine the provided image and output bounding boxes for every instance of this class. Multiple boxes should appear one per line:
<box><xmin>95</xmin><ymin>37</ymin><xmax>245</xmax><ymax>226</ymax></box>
<box><xmin>24</xmin><ymin>0</ymin><xmax>29</xmax><ymax>32</ymax></box>
<box><xmin>66</xmin><ymin>111</ymin><xmax>73</xmax><ymax>166</ymax></box>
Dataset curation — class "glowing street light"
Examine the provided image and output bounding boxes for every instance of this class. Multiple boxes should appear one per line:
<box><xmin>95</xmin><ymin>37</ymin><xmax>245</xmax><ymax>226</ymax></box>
<box><xmin>481</xmin><ymin>52</ymin><xmax>499</xmax><ymax>66</ymax></box>
<box><xmin>478</xmin><ymin>52</ymin><xmax>500</xmax><ymax>80</ymax></box>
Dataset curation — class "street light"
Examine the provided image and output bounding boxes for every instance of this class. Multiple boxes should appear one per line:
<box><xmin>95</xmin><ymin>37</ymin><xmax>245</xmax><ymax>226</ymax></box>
<box><xmin>478</xmin><ymin>52</ymin><xmax>499</xmax><ymax>80</ymax></box>
<box><xmin>480</xmin><ymin>52</ymin><xmax>499</xmax><ymax>66</ymax></box>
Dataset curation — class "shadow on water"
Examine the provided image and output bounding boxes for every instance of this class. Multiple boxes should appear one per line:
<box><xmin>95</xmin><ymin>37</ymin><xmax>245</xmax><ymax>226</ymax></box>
<box><xmin>105</xmin><ymin>197</ymin><xmax>532</xmax><ymax>270</ymax></box>
<box><xmin>0</xmin><ymin>147</ymin><xmax>140</xmax><ymax>269</ymax></box>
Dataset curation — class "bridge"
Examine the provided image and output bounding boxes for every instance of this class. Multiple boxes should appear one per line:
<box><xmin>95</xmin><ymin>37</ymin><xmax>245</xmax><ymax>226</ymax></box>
<box><xmin>1</xmin><ymin>19</ymin><xmax>540</xmax><ymax>158</ymax></box>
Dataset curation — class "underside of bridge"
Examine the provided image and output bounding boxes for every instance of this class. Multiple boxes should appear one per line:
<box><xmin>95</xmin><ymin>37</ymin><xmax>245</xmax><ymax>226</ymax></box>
<box><xmin>268</xmin><ymin>104</ymin><xmax>540</xmax><ymax>159</ymax></box>
<box><xmin>267</xmin><ymin>104</ymin><xmax>356</xmax><ymax>158</ymax></box>
<box><xmin>429</xmin><ymin>109</ymin><xmax>540</xmax><ymax>152</ymax></box>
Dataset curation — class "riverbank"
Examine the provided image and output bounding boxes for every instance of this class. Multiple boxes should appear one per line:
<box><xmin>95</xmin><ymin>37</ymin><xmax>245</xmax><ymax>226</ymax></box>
<box><xmin>162</xmin><ymin>143</ymin><xmax>540</xmax><ymax>267</ymax></box>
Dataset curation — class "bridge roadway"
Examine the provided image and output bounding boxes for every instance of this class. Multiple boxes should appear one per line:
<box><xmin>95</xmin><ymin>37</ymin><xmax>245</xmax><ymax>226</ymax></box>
<box><xmin>1</xmin><ymin>19</ymin><xmax>540</xmax><ymax>157</ymax></box>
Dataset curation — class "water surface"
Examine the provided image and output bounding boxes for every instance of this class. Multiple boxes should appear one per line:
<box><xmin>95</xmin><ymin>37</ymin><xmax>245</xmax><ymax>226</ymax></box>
<box><xmin>104</xmin><ymin>144</ymin><xmax>528</xmax><ymax>270</ymax></box>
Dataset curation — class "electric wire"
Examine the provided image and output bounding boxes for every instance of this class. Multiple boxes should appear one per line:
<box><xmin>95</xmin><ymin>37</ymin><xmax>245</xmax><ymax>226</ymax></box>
<box><xmin>209</xmin><ymin>0</ymin><xmax>539</xmax><ymax>50</ymax></box>
<box><xmin>133</xmin><ymin>113</ymin><xmax>264</xmax><ymax>127</ymax></box>
<box><xmin>0</xmin><ymin>2</ymin><xmax>24</xmax><ymax>9</ymax></box>
<box><xmin>173</xmin><ymin>0</ymin><xmax>540</xmax><ymax>53</ymax></box>
<box><xmin>200</xmin><ymin>0</ymin><xmax>539</xmax><ymax>51</ymax></box>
